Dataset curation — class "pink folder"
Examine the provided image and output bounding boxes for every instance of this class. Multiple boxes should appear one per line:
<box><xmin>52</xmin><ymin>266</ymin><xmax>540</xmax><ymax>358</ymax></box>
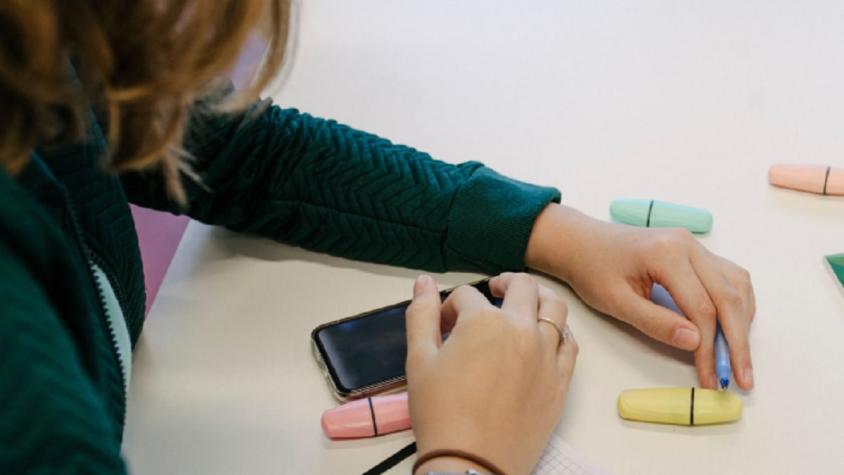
<box><xmin>130</xmin><ymin>205</ymin><xmax>189</xmax><ymax>315</ymax></box>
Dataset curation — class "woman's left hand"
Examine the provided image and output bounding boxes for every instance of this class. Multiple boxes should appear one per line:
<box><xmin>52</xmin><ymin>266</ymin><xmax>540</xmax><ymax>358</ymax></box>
<box><xmin>525</xmin><ymin>204</ymin><xmax>755</xmax><ymax>390</ymax></box>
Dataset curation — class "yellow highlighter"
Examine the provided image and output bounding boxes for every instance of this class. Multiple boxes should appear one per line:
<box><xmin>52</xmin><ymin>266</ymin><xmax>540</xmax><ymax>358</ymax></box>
<box><xmin>618</xmin><ymin>387</ymin><xmax>742</xmax><ymax>426</ymax></box>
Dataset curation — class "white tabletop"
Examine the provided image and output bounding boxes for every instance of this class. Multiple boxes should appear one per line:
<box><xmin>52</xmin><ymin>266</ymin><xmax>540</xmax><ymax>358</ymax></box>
<box><xmin>123</xmin><ymin>1</ymin><xmax>844</xmax><ymax>473</ymax></box>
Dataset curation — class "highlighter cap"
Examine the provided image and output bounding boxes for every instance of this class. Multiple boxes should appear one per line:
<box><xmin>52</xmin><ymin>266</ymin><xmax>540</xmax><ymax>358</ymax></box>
<box><xmin>617</xmin><ymin>387</ymin><xmax>742</xmax><ymax>426</ymax></box>
<box><xmin>610</xmin><ymin>199</ymin><xmax>713</xmax><ymax>234</ymax></box>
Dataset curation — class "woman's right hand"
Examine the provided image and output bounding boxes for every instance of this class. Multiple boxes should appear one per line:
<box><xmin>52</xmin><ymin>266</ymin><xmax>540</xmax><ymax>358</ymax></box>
<box><xmin>406</xmin><ymin>273</ymin><xmax>579</xmax><ymax>475</ymax></box>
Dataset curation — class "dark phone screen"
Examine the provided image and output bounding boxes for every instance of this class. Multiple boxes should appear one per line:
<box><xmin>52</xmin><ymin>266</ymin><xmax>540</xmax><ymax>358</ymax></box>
<box><xmin>313</xmin><ymin>280</ymin><xmax>501</xmax><ymax>395</ymax></box>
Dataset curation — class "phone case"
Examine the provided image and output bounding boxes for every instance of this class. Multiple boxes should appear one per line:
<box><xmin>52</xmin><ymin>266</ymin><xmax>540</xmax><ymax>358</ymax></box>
<box><xmin>310</xmin><ymin>278</ymin><xmax>492</xmax><ymax>401</ymax></box>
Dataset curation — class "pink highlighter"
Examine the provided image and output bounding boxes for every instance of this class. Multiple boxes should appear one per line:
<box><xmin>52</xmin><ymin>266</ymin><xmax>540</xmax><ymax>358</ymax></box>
<box><xmin>768</xmin><ymin>164</ymin><xmax>844</xmax><ymax>195</ymax></box>
<box><xmin>321</xmin><ymin>392</ymin><xmax>411</xmax><ymax>439</ymax></box>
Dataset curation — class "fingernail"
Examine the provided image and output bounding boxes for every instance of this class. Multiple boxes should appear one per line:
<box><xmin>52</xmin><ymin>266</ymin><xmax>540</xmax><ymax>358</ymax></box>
<box><xmin>743</xmin><ymin>367</ymin><xmax>754</xmax><ymax>388</ymax></box>
<box><xmin>671</xmin><ymin>328</ymin><xmax>700</xmax><ymax>349</ymax></box>
<box><xmin>414</xmin><ymin>275</ymin><xmax>432</xmax><ymax>295</ymax></box>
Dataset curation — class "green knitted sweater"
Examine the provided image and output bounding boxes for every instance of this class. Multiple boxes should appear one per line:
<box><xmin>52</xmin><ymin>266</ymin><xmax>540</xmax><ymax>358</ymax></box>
<box><xmin>0</xmin><ymin>97</ymin><xmax>560</xmax><ymax>473</ymax></box>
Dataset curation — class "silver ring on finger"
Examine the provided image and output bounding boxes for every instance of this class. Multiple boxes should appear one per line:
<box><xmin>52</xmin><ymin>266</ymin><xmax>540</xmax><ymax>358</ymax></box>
<box><xmin>537</xmin><ymin>317</ymin><xmax>565</xmax><ymax>347</ymax></box>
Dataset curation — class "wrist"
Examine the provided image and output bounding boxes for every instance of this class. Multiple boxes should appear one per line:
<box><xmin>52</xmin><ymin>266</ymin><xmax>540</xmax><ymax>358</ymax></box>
<box><xmin>525</xmin><ymin>203</ymin><xmax>594</xmax><ymax>283</ymax></box>
<box><xmin>414</xmin><ymin>456</ymin><xmax>488</xmax><ymax>475</ymax></box>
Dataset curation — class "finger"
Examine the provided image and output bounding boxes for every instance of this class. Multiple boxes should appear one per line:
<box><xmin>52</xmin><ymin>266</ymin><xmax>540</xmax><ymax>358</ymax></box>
<box><xmin>618</xmin><ymin>289</ymin><xmax>702</xmax><ymax>352</ymax></box>
<box><xmin>405</xmin><ymin>275</ymin><xmax>443</xmax><ymax>368</ymax></box>
<box><xmin>655</xmin><ymin>260</ymin><xmax>717</xmax><ymax>331</ymax></box>
<box><xmin>556</xmin><ymin>325</ymin><xmax>578</xmax><ymax>380</ymax></box>
<box><xmin>653</xmin><ymin>259</ymin><xmax>718</xmax><ymax>388</ymax></box>
<box><xmin>691</xmin><ymin>327</ymin><xmax>718</xmax><ymax>389</ymax></box>
<box><xmin>536</xmin><ymin>286</ymin><xmax>568</xmax><ymax>351</ymax></box>
<box><xmin>692</xmin><ymin>250</ymin><xmax>754</xmax><ymax>390</ymax></box>
<box><xmin>488</xmin><ymin>272</ymin><xmax>513</xmax><ymax>299</ymax></box>
<box><xmin>715</xmin><ymin>257</ymin><xmax>756</xmax><ymax>388</ymax></box>
<box><xmin>624</xmin><ymin>292</ymin><xmax>715</xmax><ymax>389</ymax></box>
<box><xmin>440</xmin><ymin>283</ymin><xmax>495</xmax><ymax>331</ymax></box>
<box><xmin>718</xmin><ymin>256</ymin><xmax>757</xmax><ymax>321</ymax></box>
<box><xmin>490</xmin><ymin>273</ymin><xmax>539</xmax><ymax>325</ymax></box>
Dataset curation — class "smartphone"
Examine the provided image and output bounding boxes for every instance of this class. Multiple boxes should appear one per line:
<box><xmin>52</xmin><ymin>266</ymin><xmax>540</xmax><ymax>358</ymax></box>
<box><xmin>311</xmin><ymin>278</ymin><xmax>501</xmax><ymax>400</ymax></box>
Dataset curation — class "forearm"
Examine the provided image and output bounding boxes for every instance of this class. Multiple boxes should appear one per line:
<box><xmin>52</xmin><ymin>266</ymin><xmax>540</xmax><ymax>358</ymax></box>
<box><xmin>525</xmin><ymin>203</ymin><xmax>594</xmax><ymax>283</ymax></box>
<box><xmin>124</xmin><ymin>97</ymin><xmax>561</xmax><ymax>274</ymax></box>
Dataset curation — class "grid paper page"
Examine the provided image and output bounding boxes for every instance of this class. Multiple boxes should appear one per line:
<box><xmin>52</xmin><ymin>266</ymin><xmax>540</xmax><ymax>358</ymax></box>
<box><xmin>532</xmin><ymin>435</ymin><xmax>608</xmax><ymax>475</ymax></box>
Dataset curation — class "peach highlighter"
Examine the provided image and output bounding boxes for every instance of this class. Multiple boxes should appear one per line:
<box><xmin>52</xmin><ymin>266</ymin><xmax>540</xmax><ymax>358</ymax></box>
<box><xmin>768</xmin><ymin>164</ymin><xmax>844</xmax><ymax>195</ymax></box>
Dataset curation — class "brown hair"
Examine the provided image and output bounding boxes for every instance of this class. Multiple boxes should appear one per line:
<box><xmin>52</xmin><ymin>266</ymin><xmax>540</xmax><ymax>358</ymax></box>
<box><xmin>0</xmin><ymin>0</ymin><xmax>290</xmax><ymax>201</ymax></box>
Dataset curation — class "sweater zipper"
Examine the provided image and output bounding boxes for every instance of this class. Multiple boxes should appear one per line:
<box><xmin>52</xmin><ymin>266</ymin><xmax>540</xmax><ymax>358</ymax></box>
<box><xmin>87</xmin><ymin>249</ymin><xmax>132</xmax><ymax>388</ymax></box>
<box><xmin>58</xmin><ymin>187</ymin><xmax>129</xmax><ymax>425</ymax></box>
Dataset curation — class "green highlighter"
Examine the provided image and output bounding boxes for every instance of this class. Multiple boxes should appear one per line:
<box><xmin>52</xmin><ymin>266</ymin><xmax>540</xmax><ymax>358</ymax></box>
<box><xmin>610</xmin><ymin>199</ymin><xmax>713</xmax><ymax>234</ymax></box>
<box><xmin>826</xmin><ymin>254</ymin><xmax>844</xmax><ymax>291</ymax></box>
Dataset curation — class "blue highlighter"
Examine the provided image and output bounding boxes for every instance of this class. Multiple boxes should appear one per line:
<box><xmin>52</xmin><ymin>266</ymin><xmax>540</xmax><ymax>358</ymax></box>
<box><xmin>714</xmin><ymin>324</ymin><xmax>731</xmax><ymax>390</ymax></box>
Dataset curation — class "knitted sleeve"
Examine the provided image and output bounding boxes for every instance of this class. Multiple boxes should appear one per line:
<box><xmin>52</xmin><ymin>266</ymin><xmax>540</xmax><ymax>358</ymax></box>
<box><xmin>0</xmin><ymin>242</ymin><xmax>127</xmax><ymax>475</ymax></box>
<box><xmin>122</xmin><ymin>98</ymin><xmax>560</xmax><ymax>273</ymax></box>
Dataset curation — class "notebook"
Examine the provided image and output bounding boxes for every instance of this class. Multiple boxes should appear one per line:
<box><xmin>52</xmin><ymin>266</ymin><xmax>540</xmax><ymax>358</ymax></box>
<box><xmin>532</xmin><ymin>434</ymin><xmax>609</xmax><ymax>475</ymax></box>
<box><xmin>826</xmin><ymin>253</ymin><xmax>844</xmax><ymax>294</ymax></box>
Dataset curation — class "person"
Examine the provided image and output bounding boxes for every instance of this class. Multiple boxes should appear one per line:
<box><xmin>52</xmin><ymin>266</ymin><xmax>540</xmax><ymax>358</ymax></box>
<box><xmin>0</xmin><ymin>1</ymin><xmax>754</xmax><ymax>474</ymax></box>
